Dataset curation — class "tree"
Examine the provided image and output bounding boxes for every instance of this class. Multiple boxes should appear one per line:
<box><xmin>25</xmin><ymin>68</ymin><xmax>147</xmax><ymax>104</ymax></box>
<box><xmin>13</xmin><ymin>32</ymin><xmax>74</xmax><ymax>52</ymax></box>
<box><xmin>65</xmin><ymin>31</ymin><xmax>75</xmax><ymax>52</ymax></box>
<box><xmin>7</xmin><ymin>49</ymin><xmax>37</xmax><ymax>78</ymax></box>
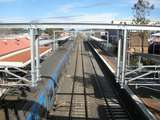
<box><xmin>44</xmin><ymin>28</ymin><xmax>64</xmax><ymax>37</ymax></box>
<box><xmin>44</xmin><ymin>28</ymin><xmax>54</xmax><ymax>36</ymax></box>
<box><xmin>132</xmin><ymin>0</ymin><xmax>154</xmax><ymax>24</ymax></box>
<box><xmin>132</xmin><ymin>0</ymin><xmax>154</xmax><ymax>53</ymax></box>
<box><xmin>11</xmin><ymin>28</ymin><xmax>27</xmax><ymax>34</ymax></box>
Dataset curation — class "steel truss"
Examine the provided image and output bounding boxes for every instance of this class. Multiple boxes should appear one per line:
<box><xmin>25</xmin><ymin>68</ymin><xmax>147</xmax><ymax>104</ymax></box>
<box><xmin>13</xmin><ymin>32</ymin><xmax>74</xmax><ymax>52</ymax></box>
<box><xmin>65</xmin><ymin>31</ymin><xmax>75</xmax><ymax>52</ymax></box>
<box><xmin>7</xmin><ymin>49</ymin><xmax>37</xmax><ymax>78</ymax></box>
<box><xmin>115</xmin><ymin>29</ymin><xmax>160</xmax><ymax>89</ymax></box>
<box><xmin>0</xmin><ymin>23</ymin><xmax>160</xmax><ymax>89</ymax></box>
<box><xmin>87</xmin><ymin>27</ymin><xmax>160</xmax><ymax>89</ymax></box>
<box><xmin>0</xmin><ymin>27</ymin><xmax>73</xmax><ymax>88</ymax></box>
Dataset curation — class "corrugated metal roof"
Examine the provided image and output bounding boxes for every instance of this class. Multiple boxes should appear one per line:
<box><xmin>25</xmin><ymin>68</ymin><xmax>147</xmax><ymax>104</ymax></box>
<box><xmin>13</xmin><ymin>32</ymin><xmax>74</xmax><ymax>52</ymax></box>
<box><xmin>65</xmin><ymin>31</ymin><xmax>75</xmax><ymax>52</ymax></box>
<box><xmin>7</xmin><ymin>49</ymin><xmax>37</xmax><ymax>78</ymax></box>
<box><xmin>0</xmin><ymin>37</ymin><xmax>29</xmax><ymax>56</ymax></box>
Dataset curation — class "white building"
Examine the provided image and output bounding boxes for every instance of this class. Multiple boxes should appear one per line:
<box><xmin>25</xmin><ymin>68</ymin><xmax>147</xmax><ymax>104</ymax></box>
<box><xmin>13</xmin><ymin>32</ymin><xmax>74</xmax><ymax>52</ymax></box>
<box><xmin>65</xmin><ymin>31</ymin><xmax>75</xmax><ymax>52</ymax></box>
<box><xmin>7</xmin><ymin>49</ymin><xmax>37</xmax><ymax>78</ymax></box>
<box><xmin>111</xmin><ymin>20</ymin><xmax>160</xmax><ymax>25</ymax></box>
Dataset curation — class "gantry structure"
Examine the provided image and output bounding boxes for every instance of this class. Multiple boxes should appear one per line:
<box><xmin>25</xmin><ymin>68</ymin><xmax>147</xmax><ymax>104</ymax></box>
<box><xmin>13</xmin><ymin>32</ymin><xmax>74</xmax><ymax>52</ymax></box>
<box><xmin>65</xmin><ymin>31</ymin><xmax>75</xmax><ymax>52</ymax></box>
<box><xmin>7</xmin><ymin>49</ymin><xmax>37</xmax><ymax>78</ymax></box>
<box><xmin>0</xmin><ymin>23</ymin><xmax>160</xmax><ymax>90</ymax></box>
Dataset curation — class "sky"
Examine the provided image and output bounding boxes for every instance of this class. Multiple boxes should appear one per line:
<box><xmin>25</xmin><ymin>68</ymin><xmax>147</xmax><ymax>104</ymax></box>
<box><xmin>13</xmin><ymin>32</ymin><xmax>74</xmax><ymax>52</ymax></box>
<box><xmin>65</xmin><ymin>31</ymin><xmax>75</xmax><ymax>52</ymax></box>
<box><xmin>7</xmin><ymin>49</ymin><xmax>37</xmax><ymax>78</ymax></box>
<box><xmin>0</xmin><ymin>0</ymin><xmax>159</xmax><ymax>23</ymax></box>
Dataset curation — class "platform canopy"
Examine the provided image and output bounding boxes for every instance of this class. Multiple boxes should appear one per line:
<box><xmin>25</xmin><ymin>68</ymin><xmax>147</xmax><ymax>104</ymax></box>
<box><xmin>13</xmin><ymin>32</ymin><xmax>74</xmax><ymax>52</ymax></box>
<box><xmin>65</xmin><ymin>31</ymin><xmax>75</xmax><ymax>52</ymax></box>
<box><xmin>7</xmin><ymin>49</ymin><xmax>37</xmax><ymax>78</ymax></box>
<box><xmin>152</xmin><ymin>32</ymin><xmax>160</xmax><ymax>36</ymax></box>
<box><xmin>0</xmin><ymin>47</ymin><xmax>50</xmax><ymax>67</ymax></box>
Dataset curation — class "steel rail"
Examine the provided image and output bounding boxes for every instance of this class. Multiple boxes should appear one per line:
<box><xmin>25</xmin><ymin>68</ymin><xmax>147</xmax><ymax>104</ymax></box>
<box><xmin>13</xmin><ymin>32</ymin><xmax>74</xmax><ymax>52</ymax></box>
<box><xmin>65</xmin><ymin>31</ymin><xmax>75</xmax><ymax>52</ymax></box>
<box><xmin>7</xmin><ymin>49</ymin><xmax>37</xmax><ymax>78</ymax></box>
<box><xmin>88</xmin><ymin>40</ymin><xmax>157</xmax><ymax>120</ymax></box>
<box><xmin>68</xmin><ymin>37</ymin><xmax>79</xmax><ymax>120</ymax></box>
<box><xmin>87</xmin><ymin>41</ymin><xmax>115</xmax><ymax>120</ymax></box>
<box><xmin>0</xmin><ymin>23</ymin><xmax>160</xmax><ymax>31</ymax></box>
<box><xmin>81</xmin><ymin>40</ymin><xmax>88</xmax><ymax>120</ymax></box>
<box><xmin>88</xmin><ymin>41</ymin><xmax>133</xmax><ymax>120</ymax></box>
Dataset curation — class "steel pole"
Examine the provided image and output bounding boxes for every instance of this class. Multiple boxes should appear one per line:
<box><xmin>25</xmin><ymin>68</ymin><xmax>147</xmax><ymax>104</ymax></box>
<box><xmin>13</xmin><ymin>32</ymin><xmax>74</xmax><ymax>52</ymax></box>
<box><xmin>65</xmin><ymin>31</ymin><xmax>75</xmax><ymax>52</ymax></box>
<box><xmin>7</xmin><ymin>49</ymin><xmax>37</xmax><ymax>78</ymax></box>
<box><xmin>106</xmin><ymin>31</ymin><xmax>109</xmax><ymax>48</ymax></box>
<box><xmin>35</xmin><ymin>38</ymin><xmax>40</xmax><ymax>82</ymax></box>
<box><xmin>116</xmin><ymin>38</ymin><xmax>122</xmax><ymax>83</ymax></box>
<box><xmin>121</xmin><ymin>29</ymin><xmax>127</xmax><ymax>88</ymax></box>
<box><xmin>54</xmin><ymin>31</ymin><xmax>56</xmax><ymax>51</ymax></box>
<box><xmin>52</xmin><ymin>37</ymin><xmax>54</xmax><ymax>53</ymax></box>
<box><xmin>30</xmin><ymin>28</ymin><xmax>36</xmax><ymax>87</ymax></box>
<box><xmin>51</xmin><ymin>30</ymin><xmax>54</xmax><ymax>53</ymax></box>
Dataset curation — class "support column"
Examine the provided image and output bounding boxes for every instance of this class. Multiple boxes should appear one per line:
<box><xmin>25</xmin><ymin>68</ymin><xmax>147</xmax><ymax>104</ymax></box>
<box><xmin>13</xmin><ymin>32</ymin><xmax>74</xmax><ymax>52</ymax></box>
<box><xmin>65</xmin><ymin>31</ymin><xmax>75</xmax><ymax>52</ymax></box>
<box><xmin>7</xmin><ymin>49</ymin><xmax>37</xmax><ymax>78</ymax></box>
<box><xmin>121</xmin><ymin>29</ymin><xmax>128</xmax><ymax>88</ymax></box>
<box><xmin>52</xmin><ymin>37</ymin><xmax>54</xmax><ymax>53</ymax></box>
<box><xmin>35</xmin><ymin>37</ymin><xmax>40</xmax><ymax>82</ymax></box>
<box><xmin>91</xmin><ymin>29</ymin><xmax>93</xmax><ymax>36</ymax></box>
<box><xmin>30</xmin><ymin>28</ymin><xmax>36</xmax><ymax>87</ymax></box>
<box><xmin>54</xmin><ymin>31</ymin><xmax>56</xmax><ymax>51</ymax></box>
<box><xmin>106</xmin><ymin>31</ymin><xmax>109</xmax><ymax>48</ymax></box>
<box><xmin>50</xmin><ymin>30</ymin><xmax>54</xmax><ymax>53</ymax></box>
<box><xmin>116</xmin><ymin>38</ymin><xmax>122</xmax><ymax>83</ymax></box>
<box><xmin>90</xmin><ymin>30</ymin><xmax>92</xmax><ymax>41</ymax></box>
<box><xmin>138</xmin><ymin>56</ymin><xmax>142</xmax><ymax>68</ymax></box>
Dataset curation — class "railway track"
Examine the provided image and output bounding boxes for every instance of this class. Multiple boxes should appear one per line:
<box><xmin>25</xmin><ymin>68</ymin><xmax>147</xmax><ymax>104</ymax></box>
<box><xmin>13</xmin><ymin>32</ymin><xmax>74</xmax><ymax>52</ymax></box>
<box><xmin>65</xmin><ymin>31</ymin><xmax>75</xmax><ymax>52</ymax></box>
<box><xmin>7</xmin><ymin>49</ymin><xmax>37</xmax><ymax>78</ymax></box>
<box><xmin>68</xmin><ymin>36</ymin><xmax>88</xmax><ymax>120</ymax></box>
<box><xmin>81</xmin><ymin>40</ymin><xmax>88</xmax><ymax>119</ymax></box>
<box><xmin>68</xmin><ymin>36</ymin><xmax>131</xmax><ymax>119</ymax></box>
<box><xmin>84</xmin><ymin>41</ymin><xmax>131</xmax><ymax>120</ymax></box>
<box><xmin>51</xmin><ymin>35</ymin><xmax>133</xmax><ymax>120</ymax></box>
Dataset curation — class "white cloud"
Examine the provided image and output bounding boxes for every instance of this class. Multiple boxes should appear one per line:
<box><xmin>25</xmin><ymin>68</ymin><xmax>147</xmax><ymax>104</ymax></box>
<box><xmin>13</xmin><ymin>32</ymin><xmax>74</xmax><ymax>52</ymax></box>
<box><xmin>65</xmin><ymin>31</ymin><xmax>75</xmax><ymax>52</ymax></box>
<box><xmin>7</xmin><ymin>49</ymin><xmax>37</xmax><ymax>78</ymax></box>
<box><xmin>0</xmin><ymin>17</ymin><xmax>29</xmax><ymax>23</ymax></box>
<box><xmin>39</xmin><ymin>13</ymin><xmax>118</xmax><ymax>23</ymax></box>
<box><xmin>70</xmin><ymin>13</ymin><xmax>118</xmax><ymax>23</ymax></box>
<box><xmin>59</xmin><ymin>4</ymin><xmax>74</xmax><ymax>13</ymax></box>
<box><xmin>76</xmin><ymin>2</ymin><xmax>110</xmax><ymax>8</ymax></box>
<box><xmin>119</xmin><ymin>0</ymin><xmax>160</xmax><ymax>10</ymax></box>
<box><xmin>58</xmin><ymin>2</ymin><xmax>82</xmax><ymax>13</ymax></box>
<box><xmin>149</xmin><ymin>0</ymin><xmax>160</xmax><ymax>8</ymax></box>
<box><xmin>59</xmin><ymin>2</ymin><xmax>110</xmax><ymax>13</ymax></box>
<box><xmin>0</xmin><ymin>0</ymin><xmax>16</xmax><ymax>2</ymax></box>
<box><xmin>121</xmin><ymin>0</ymin><xmax>160</xmax><ymax>6</ymax></box>
<box><xmin>1</xmin><ymin>13</ymin><xmax>118</xmax><ymax>23</ymax></box>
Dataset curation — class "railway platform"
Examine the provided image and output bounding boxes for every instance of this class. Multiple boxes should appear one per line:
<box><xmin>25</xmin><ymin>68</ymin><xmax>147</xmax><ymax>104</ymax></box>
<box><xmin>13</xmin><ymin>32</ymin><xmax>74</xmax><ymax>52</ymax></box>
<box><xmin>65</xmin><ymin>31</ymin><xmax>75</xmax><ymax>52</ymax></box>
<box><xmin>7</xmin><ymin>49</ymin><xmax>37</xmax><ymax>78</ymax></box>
<box><xmin>0</xmin><ymin>22</ymin><xmax>159</xmax><ymax>120</ymax></box>
<box><xmin>48</xmin><ymin>35</ymin><xmax>131</xmax><ymax>120</ymax></box>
